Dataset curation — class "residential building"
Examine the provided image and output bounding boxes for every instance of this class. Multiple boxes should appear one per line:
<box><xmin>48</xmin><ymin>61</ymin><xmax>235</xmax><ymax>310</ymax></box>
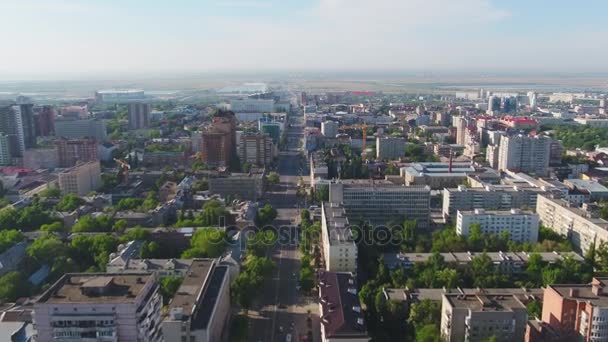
<box><xmin>17</xmin><ymin>103</ymin><xmax>36</xmax><ymax>149</ymax></box>
<box><xmin>321</xmin><ymin>203</ymin><xmax>357</xmax><ymax>273</ymax></box>
<box><xmin>36</xmin><ymin>105</ymin><xmax>55</xmax><ymax>136</ymax></box>
<box><xmin>230</xmin><ymin>99</ymin><xmax>274</xmax><ymax>113</ymax></box>
<box><xmin>376</xmin><ymin>136</ymin><xmax>406</xmax><ymax>160</ymax></box>
<box><xmin>498</xmin><ymin>134</ymin><xmax>552</xmax><ymax>176</ymax></box>
<box><xmin>238</xmin><ymin>133</ymin><xmax>274</xmax><ymax>166</ymax></box>
<box><xmin>402</xmin><ymin>162</ymin><xmax>497</xmax><ymax>189</ymax></box>
<box><xmin>142</xmin><ymin>151</ymin><xmax>185</xmax><ymax>167</ymax></box>
<box><xmin>201</xmin><ymin>111</ymin><xmax>236</xmax><ymax>167</ymax></box>
<box><xmin>58</xmin><ymin>161</ymin><xmax>102</xmax><ymax>196</ymax></box>
<box><xmin>0</xmin><ymin>104</ymin><xmax>34</xmax><ymax>157</ymax></box>
<box><xmin>321</xmin><ymin>120</ymin><xmax>339</xmax><ymax>138</ymax></box>
<box><xmin>54</xmin><ymin>119</ymin><xmax>107</xmax><ymax>141</ymax></box>
<box><xmin>127</xmin><ymin>103</ymin><xmax>150</xmax><ymax>130</ymax></box>
<box><xmin>329</xmin><ymin>180</ymin><xmax>431</xmax><ymax>227</ymax></box>
<box><xmin>536</xmin><ymin>194</ymin><xmax>608</xmax><ymax>254</ymax></box>
<box><xmin>258</xmin><ymin>118</ymin><xmax>282</xmax><ymax>144</ymax></box>
<box><xmin>453</xmin><ymin>116</ymin><xmax>469</xmax><ymax>145</ymax></box>
<box><xmin>456</xmin><ymin>209</ymin><xmax>540</xmax><ymax>243</ymax></box>
<box><xmin>383</xmin><ymin>251</ymin><xmax>583</xmax><ymax>274</ymax></box>
<box><xmin>208</xmin><ymin>168</ymin><xmax>265</xmax><ymax>201</ymax></box>
<box><xmin>564</xmin><ymin>179</ymin><xmax>608</xmax><ymax>201</ymax></box>
<box><xmin>535</xmin><ymin>277</ymin><xmax>608</xmax><ymax>342</ymax></box>
<box><xmin>95</xmin><ymin>89</ymin><xmax>145</xmax><ymax>103</ymax></box>
<box><xmin>33</xmin><ymin>273</ymin><xmax>162</xmax><ymax>342</ymax></box>
<box><xmin>55</xmin><ymin>139</ymin><xmax>99</xmax><ymax>167</ymax></box>
<box><xmin>23</xmin><ymin>147</ymin><xmax>59</xmax><ymax>169</ymax></box>
<box><xmin>310</xmin><ymin>151</ymin><xmax>328</xmax><ymax>189</ymax></box>
<box><xmin>161</xmin><ymin>259</ymin><xmax>230</xmax><ymax>342</ymax></box>
<box><xmin>443</xmin><ymin>185</ymin><xmax>546</xmax><ymax>221</ymax></box>
<box><xmin>318</xmin><ymin>271</ymin><xmax>369</xmax><ymax>342</ymax></box>
<box><xmin>440</xmin><ymin>293</ymin><xmax>529</xmax><ymax>342</ymax></box>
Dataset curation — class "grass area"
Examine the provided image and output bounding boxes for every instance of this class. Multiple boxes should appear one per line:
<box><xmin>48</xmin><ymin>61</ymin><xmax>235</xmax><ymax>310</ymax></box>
<box><xmin>228</xmin><ymin>314</ymin><xmax>249</xmax><ymax>342</ymax></box>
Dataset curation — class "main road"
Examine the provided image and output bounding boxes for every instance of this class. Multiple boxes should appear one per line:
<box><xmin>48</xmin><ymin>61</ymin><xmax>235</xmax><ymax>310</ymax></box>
<box><xmin>247</xmin><ymin>99</ymin><xmax>320</xmax><ymax>342</ymax></box>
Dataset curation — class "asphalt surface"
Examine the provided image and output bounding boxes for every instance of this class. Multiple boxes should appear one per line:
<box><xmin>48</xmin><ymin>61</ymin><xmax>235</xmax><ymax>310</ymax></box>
<box><xmin>247</xmin><ymin>102</ymin><xmax>321</xmax><ymax>342</ymax></box>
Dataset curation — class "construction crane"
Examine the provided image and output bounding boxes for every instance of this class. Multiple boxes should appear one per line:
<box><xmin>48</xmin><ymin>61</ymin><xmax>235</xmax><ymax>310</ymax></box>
<box><xmin>338</xmin><ymin>121</ymin><xmax>369</xmax><ymax>159</ymax></box>
<box><xmin>114</xmin><ymin>158</ymin><xmax>131</xmax><ymax>184</ymax></box>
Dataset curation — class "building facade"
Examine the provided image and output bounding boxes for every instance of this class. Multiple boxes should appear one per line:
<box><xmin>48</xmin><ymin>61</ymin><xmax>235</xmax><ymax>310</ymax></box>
<box><xmin>321</xmin><ymin>203</ymin><xmax>358</xmax><ymax>273</ymax></box>
<box><xmin>321</xmin><ymin>120</ymin><xmax>339</xmax><ymax>138</ymax></box>
<box><xmin>238</xmin><ymin>133</ymin><xmax>274</xmax><ymax>166</ymax></box>
<box><xmin>55</xmin><ymin>139</ymin><xmax>99</xmax><ymax>168</ymax></box>
<box><xmin>58</xmin><ymin>161</ymin><xmax>102</xmax><ymax>196</ymax></box>
<box><xmin>127</xmin><ymin>103</ymin><xmax>150</xmax><ymax>130</ymax></box>
<box><xmin>498</xmin><ymin>134</ymin><xmax>551</xmax><ymax>176</ymax></box>
<box><xmin>55</xmin><ymin>119</ymin><xmax>107</xmax><ymax>141</ymax></box>
<box><xmin>376</xmin><ymin>136</ymin><xmax>406</xmax><ymax>160</ymax></box>
<box><xmin>456</xmin><ymin>209</ymin><xmax>540</xmax><ymax>243</ymax></box>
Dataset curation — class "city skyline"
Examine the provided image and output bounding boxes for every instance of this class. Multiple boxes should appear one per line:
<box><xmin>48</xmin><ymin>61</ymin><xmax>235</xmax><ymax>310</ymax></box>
<box><xmin>2</xmin><ymin>0</ymin><xmax>608</xmax><ymax>79</ymax></box>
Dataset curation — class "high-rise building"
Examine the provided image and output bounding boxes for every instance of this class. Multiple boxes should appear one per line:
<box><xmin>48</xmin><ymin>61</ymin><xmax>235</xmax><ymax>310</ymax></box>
<box><xmin>321</xmin><ymin>120</ymin><xmax>339</xmax><ymax>138</ymax></box>
<box><xmin>55</xmin><ymin>119</ymin><xmax>107</xmax><ymax>141</ymax></box>
<box><xmin>0</xmin><ymin>134</ymin><xmax>12</xmax><ymax>166</ymax></box>
<box><xmin>55</xmin><ymin>138</ymin><xmax>99</xmax><ymax>167</ymax></box>
<box><xmin>201</xmin><ymin>111</ymin><xmax>236</xmax><ymax>167</ymax></box>
<box><xmin>532</xmin><ymin>277</ymin><xmax>608</xmax><ymax>342</ymax></box>
<box><xmin>488</xmin><ymin>95</ymin><xmax>501</xmax><ymax>113</ymax></box>
<box><xmin>36</xmin><ymin>105</ymin><xmax>55</xmax><ymax>136</ymax></box>
<box><xmin>128</xmin><ymin>103</ymin><xmax>150</xmax><ymax>130</ymax></box>
<box><xmin>23</xmin><ymin>147</ymin><xmax>59</xmax><ymax>169</ymax></box>
<box><xmin>453</xmin><ymin>116</ymin><xmax>468</xmax><ymax>145</ymax></box>
<box><xmin>376</xmin><ymin>136</ymin><xmax>406</xmax><ymax>160</ymax></box>
<box><xmin>33</xmin><ymin>273</ymin><xmax>162</xmax><ymax>342</ymax></box>
<box><xmin>528</xmin><ymin>91</ymin><xmax>538</xmax><ymax>110</ymax></box>
<box><xmin>321</xmin><ymin>203</ymin><xmax>357</xmax><ymax>273</ymax></box>
<box><xmin>0</xmin><ymin>103</ymin><xmax>35</xmax><ymax>157</ymax></box>
<box><xmin>238</xmin><ymin>133</ymin><xmax>274</xmax><ymax>166</ymax></box>
<box><xmin>502</xmin><ymin>96</ymin><xmax>518</xmax><ymax>113</ymax></box>
<box><xmin>456</xmin><ymin>208</ymin><xmax>540</xmax><ymax>243</ymax></box>
<box><xmin>329</xmin><ymin>180</ymin><xmax>431</xmax><ymax>227</ymax></box>
<box><xmin>17</xmin><ymin>103</ymin><xmax>36</xmax><ymax>149</ymax></box>
<box><xmin>498</xmin><ymin>134</ymin><xmax>552</xmax><ymax>176</ymax></box>
<box><xmin>58</xmin><ymin>161</ymin><xmax>102</xmax><ymax>196</ymax></box>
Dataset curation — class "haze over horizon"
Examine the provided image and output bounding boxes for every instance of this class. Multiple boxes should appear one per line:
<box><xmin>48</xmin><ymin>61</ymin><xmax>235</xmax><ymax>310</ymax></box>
<box><xmin>1</xmin><ymin>0</ymin><xmax>608</xmax><ymax>79</ymax></box>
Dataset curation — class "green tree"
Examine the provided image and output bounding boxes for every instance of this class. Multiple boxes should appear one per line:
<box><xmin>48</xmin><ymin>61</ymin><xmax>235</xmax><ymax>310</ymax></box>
<box><xmin>140</xmin><ymin>241</ymin><xmax>161</xmax><ymax>258</ymax></box>
<box><xmin>0</xmin><ymin>272</ymin><xmax>29</xmax><ymax>302</ymax></box>
<box><xmin>299</xmin><ymin>266</ymin><xmax>314</xmax><ymax>291</ymax></box>
<box><xmin>408</xmin><ymin>299</ymin><xmax>441</xmax><ymax>331</ymax></box>
<box><xmin>40</xmin><ymin>186</ymin><xmax>61</xmax><ymax>198</ymax></box>
<box><xmin>55</xmin><ymin>194</ymin><xmax>85</xmax><ymax>212</ymax></box>
<box><xmin>415</xmin><ymin>324</ymin><xmax>442</xmax><ymax>342</ymax></box>
<box><xmin>0</xmin><ymin>208</ymin><xmax>18</xmax><ymax>229</ymax></box>
<box><xmin>0</xmin><ymin>229</ymin><xmax>24</xmax><ymax>254</ymax></box>
<box><xmin>27</xmin><ymin>234</ymin><xmax>68</xmax><ymax>263</ymax></box>
<box><xmin>159</xmin><ymin>276</ymin><xmax>183</xmax><ymax>304</ymax></box>
<box><xmin>254</xmin><ymin>204</ymin><xmax>277</xmax><ymax>227</ymax></box>
<box><xmin>267</xmin><ymin>172</ymin><xmax>280</xmax><ymax>185</ymax></box>
<box><xmin>40</xmin><ymin>222</ymin><xmax>64</xmax><ymax>234</ymax></box>
<box><xmin>181</xmin><ymin>228</ymin><xmax>227</xmax><ymax>258</ymax></box>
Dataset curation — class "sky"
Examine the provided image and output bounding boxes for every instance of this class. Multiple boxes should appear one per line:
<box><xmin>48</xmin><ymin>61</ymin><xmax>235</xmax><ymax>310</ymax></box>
<box><xmin>1</xmin><ymin>0</ymin><xmax>607</xmax><ymax>78</ymax></box>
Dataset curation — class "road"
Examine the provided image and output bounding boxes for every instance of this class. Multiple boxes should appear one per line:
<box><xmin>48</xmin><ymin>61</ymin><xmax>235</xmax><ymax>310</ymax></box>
<box><xmin>247</xmin><ymin>97</ymin><xmax>320</xmax><ymax>342</ymax></box>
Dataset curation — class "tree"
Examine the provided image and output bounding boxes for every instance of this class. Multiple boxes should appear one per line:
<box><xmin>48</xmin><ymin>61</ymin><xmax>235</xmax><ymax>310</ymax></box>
<box><xmin>254</xmin><ymin>204</ymin><xmax>277</xmax><ymax>227</ymax></box>
<box><xmin>408</xmin><ymin>299</ymin><xmax>441</xmax><ymax>331</ymax></box>
<box><xmin>115</xmin><ymin>198</ymin><xmax>144</xmax><ymax>211</ymax></box>
<box><xmin>40</xmin><ymin>222</ymin><xmax>64</xmax><ymax>234</ymax></box>
<box><xmin>415</xmin><ymin>324</ymin><xmax>442</xmax><ymax>342</ymax></box>
<box><xmin>40</xmin><ymin>186</ymin><xmax>61</xmax><ymax>198</ymax></box>
<box><xmin>27</xmin><ymin>234</ymin><xmax>68</xmax><ymax>263</ymax></box>
<box><xmin>159</xmin><ymin>276</ymin><xmax>183</xmax><ymax>304</ymax></box>
<box><xmin>267</xmin><ymin>172</ymin><xmax>280</xmax><ymax>185</ymax></box>
<box><xmin>299</xmin><ymin>266</ymin><xmax>314</xmax><ymax>291</ymax></box>
<box><xmin>181</xmin><ymin>228</ymin><xmax>227</xmax><ymax>258</ymax></box>
<box><xmin>0</xmin><ymin>272</ymin><xmax>29</xmax><ymax>302</ymax></box>
<box><xmin>112</xmin><ymin>219</ymin><xmax>129</xmax><ymax>233</ymax></box>
<box><xmin>0</xmin><ymin>229</ymin><xmax>24</xmax><ymax>254</ymax></box>
<box><xmin>55</xmin><ymin>194</ymin><xmax>85</xmax><ymax>212</ymax></box>
<box><xmin>527</xmin><ymin>300</ymin><xmax>542</xmax><ymax>319</ymax></box>
<box><xmin>0</xmin><ymin>208</ymin><xmax>18</xmax><ymax>230</ymax></box>
<box><xmin>437</xmin><ymin>268</ymin><xmax>459</xmax><ymax>289</ymax></box>
<box><xmin>140</xmin><ymin>241</ymin><xmax>161</xmax><ymax>258</ymax></box>
<box><xmin>17</xmin><ymin>204</ymin><xmax>57</xmax><ymax>231</ymax></box>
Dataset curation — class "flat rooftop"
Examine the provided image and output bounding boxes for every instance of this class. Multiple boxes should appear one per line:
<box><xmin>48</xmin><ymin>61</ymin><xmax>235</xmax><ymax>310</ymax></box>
<box><xmin>40</xmin><ymin>273</ymin><xmax>154</xmax><ymax>304</ymax></box>
<box><xmin>167</xmin><ymin>259</ymin><xmax>215</xmax><ymax>319</ymax></box>
<box><xmin>384</xmin><ymin>287</ymin><xmax>543</xmax><ymax>303</ymax></box>
<box><xmin>548</xmin><ymin>277</ymin><xmax>608</xmax><ymax>307</ymax></box>
<box><xmin>539</xmin><ymin>195</ymin><xmax>608</xmax><ymax>229</ymax></box>
<box><xmin>445</xmin><ymin>294</ymin><xmax>526</xmax><ymax>312</ymax></box>
<box><xmin>383</xmin><ymin>251</ymin><xmax>584</xmax><ymax>266</ymax></box>
<box><xmin>323</xmin><ymin>203</ymin><xmax>354</xmax><ymax>246</ymax></box>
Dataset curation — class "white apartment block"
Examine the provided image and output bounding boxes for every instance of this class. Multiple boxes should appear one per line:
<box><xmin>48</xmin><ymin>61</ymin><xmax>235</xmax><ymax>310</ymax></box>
<box><xmin>238</xmin><ymin>133</ymin><xmax>274</xmax><ymax>166</ymax></box>
<box><xmin>33</xmin><ymin>273</ymin><xmax>162</xmax><ymax>342</ymax></box>
<box><xmin>440</xmin><ymin>294</ymin><xmax>528</xmax><ymax>342</ymax></box>
<box><xmin>321</xmin><ymin>202</ymin><xmax>358</xmax><ymax>273</ymax></box>
<box><xmin>498</xmin><ymin>134</ymin><xmax>551</xmax><ymax>176</ymax></box>
<box><xmin>536</xmin><ymin>194</ymin><xmax>608</xmax><ymax>254</ymax></box>
<box><xmin>58</xmin><ymin>161</ymin><xmax>102</xmax><ymax>196</ymax></box>
<box><xmin>456</xmin><ymin>209</ymin><xmax>539</xmax><ymax>243</ymax></box>
<box><xmin>376</xmin><ymin>136</ymin><xmax>406</xmax><ymax>160</ymax></box>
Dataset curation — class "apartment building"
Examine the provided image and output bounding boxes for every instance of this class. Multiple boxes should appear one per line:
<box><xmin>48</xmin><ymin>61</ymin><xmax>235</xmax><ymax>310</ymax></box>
<box><xmin>33</xmin><ymin>273</ymin><xmax>162</xmax><ymax>342</ymax></box>
<box><xmin>58</xmin><ymin>161</ymin><xmax>102</xmax><ymax>196</ymax></box>
<box><xmin>161</xmin><ymin>259</ymin><xmax>230</xmax><ymax>342</ymax></box>
<box><xmin>498</xmin><ymin>134</ymin><xmax>552</xmax><ymax>176</ymax></box>
<box><xmin>318</xmin><ymin>271</ymin><xmax>369</xmax><ymax>342</ymax></box>
<box><xmin>443</xmin><ymin>185</ymin><xmax>546</xmax><ymax>221</ymax></box>
<box><xmin>54</xmin><ymin>119</ymin><xmax>107</xmax><ymax>141</ymax></box>
<box><xmin>456</xmin><ymin>209</ymin><xmax>540</xmax><ymax>243</ymax></box>
<box><xmin>402</xmin><ymin>162</ymin><xmax>495</xmax><ymax>189</ymax></box>
<box><xmin>532</xmin><ymin>277</ymin><xmax>608</xmax><ymax>342</ymax></box>
<box><xmin>310</xmin><ymin>151</ymin><xmax>328</xmax><ymax>190</ymax></box>
<box><xmin>376</xmin><ymin>136</ymin><xmax>406</xmax><ymax>160</ymax></box>
<box><xmin>208</xmin><ymin>168</ymin><xmax>265</xmax><ymax>201</ymax></box>
<box><xmin>321</xmin><ymin>202</ymin><xmax>357</xmax><ymax>273</ymax></box>
<box><xmin>55</xmin><ymin>138</ymin><xmax>99</xmax><ymax>167</ymax></box>
<box><xmin>238</xmin><ymin>132</ymin><xmax>274</xmax><ymax>166</ymax></box>
<box><xmin>536</xmin><ymin>194</ymin><xmax>608</xmax><ymax>254</ymax></box>
<box><xmin>127</xmin><ymin>103</ymin><xmax>150</xmax><ymax>130</ymax></box>
<box><xmin>440</xmin><ymin>293</ymin><xmax>529</xmax><ymax>342</ymax></box>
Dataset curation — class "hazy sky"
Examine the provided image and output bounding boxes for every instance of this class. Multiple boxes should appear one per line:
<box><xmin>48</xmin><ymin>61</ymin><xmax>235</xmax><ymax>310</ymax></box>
<box><xmin>1</xmin><ymin>0</ymin><xmax>607</xmax><ymax>78</ymax></box>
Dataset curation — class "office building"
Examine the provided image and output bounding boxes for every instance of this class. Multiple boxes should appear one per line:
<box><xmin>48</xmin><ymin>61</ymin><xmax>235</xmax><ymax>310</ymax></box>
<box><xmin>456</xmin><ymin>209</ymin><xmax>540</xmax><ymax>243</ymax></box>
<box><xmin>230</xmin><ymin>99</ymin><xmax>274</xmax><ymax>113</ymax></box>
<box><xmin>58</xmin><ymin>161</ymin><xmax>102</xmax><ymax>196</ymax></box>
<box><xmin>321</xmin><ymin>203</ymin><xmax>357</xmax><ymax>273</ymax></box>
<box><xmin>498</xmin><ymin>134</ymin><xmax>552</xmax><ymax>176</ymax></box>
<box><xmin>95</xmin><ymin>89</ymin><xmax>145</xmax><ymax>102</ymax></box>
<box><xmin>536</xmin><ymin>194</ymin><xmax>608</xmax><ymax>254</ymax></box>
<box><xmin>128</xmin><ymin>103</ymin><xmax>150</xmax><ymax>130</ymax></box>
<box><xmin>0</xmin><ymin>104</ymin><xmax>35</xmax><ymax>157</ymax></box>
<box><xmin>201</xmin><ymin>111</ymin><xmax>236</xmax><ymax>167</ymax></box>
<box><xmin>23</xmin><ymin>147</ymin><xmax>59</xmax><ymax>169</ymax></box>
<box><xmin>55</xmin><ymin>139</ymin><xmax>99</xmax><ymax>167</ymax></box>
<box><xmin>0</xmin><ymin>134</ymin><xmax>11</xmax><ymax>166</ymax></box>
<box><xmin>376</xmin><ymin>136</ymin><xmax>406</xmax><ymax>160</ymax></box>
<box><xmin>488</xmin><ymin>95</ymin><xmax>501</xmax><ymax>114</ymax></box>
<box><xmin>33</xmin><ymin>273</ymin><xmax>162</xmax><ymax>342</ymax></box>
<box><xmin>208</xmin><ymin>168</ymin><xmax>265</xmax><ymax>201</ymax></box>
<box><xmin>162</xmin><ymin>259</ymin><xmax>230</xmax><ymax>342</ymax></box>
<box><xmin>36</xmin><ymin>105</ymin><xmax>55</xmax><ymax>136</ymax></box>
<box><xmin>55</xmin><ymin>119</ymin><xmax>107</xmax><ymax>141</ymax></box>
<box><xmin>258</xmin><ymin>118</ymin><xmax>282</xmax><ymax>143</ymax></box>
<box><xmin>442</xmin><ymin>185</ymin><xmax>546</xmax><ymax>220</ymax></box>
<box><xmin>453</xmin><ymin>116</ymin><xmax>469</xmax><ymax>145</ymax></box>
<box><xmin>238</xmin><ymin>133</ymin><xmax>274</xmax><ymax>166</ymax></box>
<box><xmin>531</xmin><ymin>277</ymin><xmax>608</xmax><ymax>342</ymax></box>
<box><xmin>317</xmin><ymin>271</ymin><xmax>368</xmax><ymax>342</ymax></box>
<box><xmin>321</xmin><ymin>120</ymin><xmax>339</xmax><ymax>138</ymax></box>
<box><xmin>528</xmin><ymin>91</ymin><xmax>538</xmax><ymax>110</ymax></box>
<box><xmin>329</xmin><ymin>180</ymin><xmax>431</xmax><ymax>227</ymax></box>
<box><xmin>402</xmin><ymin>162</ymin><xmax>497</xmax><ymax>189</ymax></box>
<box><xmin>440</xmin><ymin>293</ymin><xmax>529</xmax><ymax>342</ymax></box>
<box><xmin>17</xmin><ymin>103</ymin><xmax>36</xmax><ymax>149</ymax></box>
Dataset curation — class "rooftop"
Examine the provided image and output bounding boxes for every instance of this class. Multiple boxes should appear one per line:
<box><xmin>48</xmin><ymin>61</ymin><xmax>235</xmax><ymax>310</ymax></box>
<box><xmin>166</xmin><ymin>259</ymin><xmax>215</xmax><ymax>322</ymax></box>
<box><xmin>548</xmin><ymin>277</ymin><xmax>608</xmax><ymax>307</ymax></box>
<box><xmin>39</xmin><ymin>273</ymin><xmax>155</xmax><ymax>304</ymax></box>
<box><xmin>445</xmin><ymin>294</ymin><xmax>526</xmax><ymax>312</ymax></box>
<box><xmin>384</xmin><ymin>287</ymin><xmax>543</xmax><ymax>303</ymax></box>
<box><xmin>323</xmin><ymin>203</ymin><xmax>354</xmax><ymax>246</ymax></box>
<box><xmin>383</xmin><ymin>251</ymin><xmax>584</xmax><ymax>267</ymax></box>
<box><xmin>318</xmin><ymin>271</ymin><xmax>367</xmax><ymax>339</ymax></box>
